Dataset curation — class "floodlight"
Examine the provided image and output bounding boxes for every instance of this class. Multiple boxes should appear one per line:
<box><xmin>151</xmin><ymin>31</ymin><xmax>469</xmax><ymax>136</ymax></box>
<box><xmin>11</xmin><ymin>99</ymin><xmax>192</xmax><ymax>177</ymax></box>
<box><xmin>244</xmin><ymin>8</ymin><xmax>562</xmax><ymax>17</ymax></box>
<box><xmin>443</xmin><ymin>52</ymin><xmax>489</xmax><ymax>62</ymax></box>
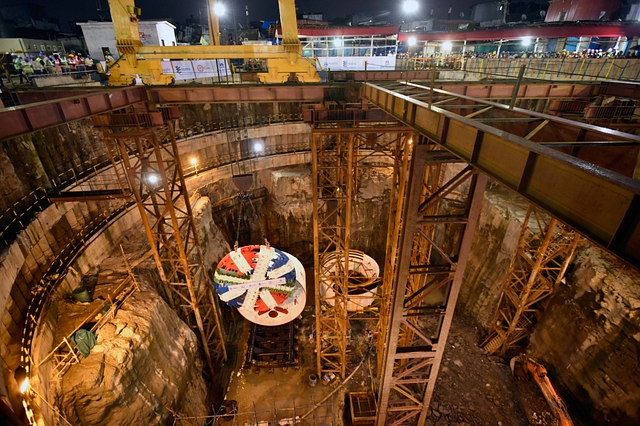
<box><xmin>213</xmin><ymin>3</ymin><xmax>226</xmax><ymax>16</ymax></box>
<box><xmin>403</xmin><ymin>0</ymin><xmax>419</xmax><ymax>14</ymax></box>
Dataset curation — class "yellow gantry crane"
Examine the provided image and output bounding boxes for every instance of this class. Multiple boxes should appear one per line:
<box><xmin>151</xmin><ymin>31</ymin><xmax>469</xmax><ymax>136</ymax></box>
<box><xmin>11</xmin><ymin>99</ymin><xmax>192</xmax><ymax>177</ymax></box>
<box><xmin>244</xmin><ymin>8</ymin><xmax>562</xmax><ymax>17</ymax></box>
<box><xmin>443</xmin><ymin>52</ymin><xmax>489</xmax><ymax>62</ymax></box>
<box><xmin>106</xmin><ymin>0</ymin><xmax>319</xmax><ymax>84</ymax></box>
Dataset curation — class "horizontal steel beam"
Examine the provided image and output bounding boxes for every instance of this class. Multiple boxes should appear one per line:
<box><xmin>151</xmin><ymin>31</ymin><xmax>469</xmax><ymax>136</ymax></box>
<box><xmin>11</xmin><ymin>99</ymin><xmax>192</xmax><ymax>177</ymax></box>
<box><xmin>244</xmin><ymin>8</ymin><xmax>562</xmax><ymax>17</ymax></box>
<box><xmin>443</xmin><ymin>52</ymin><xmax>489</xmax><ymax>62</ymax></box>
<box><xmin>148</xmin><ymin>84</ymin><xmax>331</xmax><ymax>104</ymax></box>
<box><xmin>364</xmin><ymin>82</ymin><xmax>640</xmax><ymax>271</ymax></box>
<box><xmin>0</xmin><ymin>87</ymin><xmax>147</xmax><ymax>142</ymax></box>
<box><xmin>394</xmin><ymin>81</ymin><xmax>640</xmax><ymax>177</ymax></box>
<box><xmin>48</xmin><ymin>189</ymin><xmax>131</xmax><ymax>202</ymax></box>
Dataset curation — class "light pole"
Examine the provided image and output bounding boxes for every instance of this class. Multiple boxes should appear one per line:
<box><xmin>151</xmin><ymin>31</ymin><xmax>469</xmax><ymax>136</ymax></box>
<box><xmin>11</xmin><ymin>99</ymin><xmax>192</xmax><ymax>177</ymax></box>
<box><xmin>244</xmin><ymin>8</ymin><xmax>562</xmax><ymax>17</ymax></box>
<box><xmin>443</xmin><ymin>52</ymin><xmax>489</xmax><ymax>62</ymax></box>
<box><xmin>207</xmin><ymin>0</ymin><xmax>225</xmax><ymax>45</ymax></box>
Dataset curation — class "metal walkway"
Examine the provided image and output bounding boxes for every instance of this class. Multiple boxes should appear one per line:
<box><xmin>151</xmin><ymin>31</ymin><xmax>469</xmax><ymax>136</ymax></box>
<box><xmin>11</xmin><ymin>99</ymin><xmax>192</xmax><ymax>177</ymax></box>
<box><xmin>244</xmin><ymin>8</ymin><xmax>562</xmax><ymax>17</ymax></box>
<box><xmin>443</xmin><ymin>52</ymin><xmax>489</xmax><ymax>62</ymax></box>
<box><xmin>363</xmin><ymin>81</ymin><xmax>640</xmax><ymax>271</ymax></box>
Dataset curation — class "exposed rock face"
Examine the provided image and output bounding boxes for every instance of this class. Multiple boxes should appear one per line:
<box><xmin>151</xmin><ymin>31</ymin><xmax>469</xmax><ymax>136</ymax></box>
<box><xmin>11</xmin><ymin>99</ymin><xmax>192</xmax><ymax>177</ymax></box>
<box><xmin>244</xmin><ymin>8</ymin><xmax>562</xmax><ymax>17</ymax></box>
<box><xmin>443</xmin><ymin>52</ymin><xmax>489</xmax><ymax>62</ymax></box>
<box><xmin>457</xmin><ymin>183</ymin><xmax>640</xmax><ymax>425</ymax></box>
<box><xmin>528</xmin><ymin>245</ymin><xmax>640</xmax><ymax>425</ymax></box>
<box><xmin>193</xmin><ymin>195</ymin><xmax>232</xmax><ymax>271</ymax></box>
<box><xmin>458</xmin><ymin>186</ymin><xmax>526</xmax><ymax>330</ymax></box>
<box><xmin>263</xmin><ymin>166</ymin><xmax>314</xmax><ymax>264</ymax></box>
<box><xmin>60</xmin><ymin>283</ymin><xmax>208</xmax><ymax>425</ymax></box>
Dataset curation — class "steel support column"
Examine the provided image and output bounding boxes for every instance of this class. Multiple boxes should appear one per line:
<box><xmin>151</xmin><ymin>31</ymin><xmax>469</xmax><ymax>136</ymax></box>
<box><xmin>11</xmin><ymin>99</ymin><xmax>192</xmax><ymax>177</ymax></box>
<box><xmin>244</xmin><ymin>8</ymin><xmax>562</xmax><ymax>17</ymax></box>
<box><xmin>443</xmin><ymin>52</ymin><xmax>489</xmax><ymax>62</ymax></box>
<box><xmin>311</xmin><ymin>115</ymin><xmax>411</xmax><ymax>380</ymax></box>
<box><xmin>377</xmin><ymin>134</ymin><xmax>412</xmax><ymax>375</ymax></box>
<box><xmin>482</xmin><ymin>205</ymin><xmax>580</xmax><ymax>356</ymax></box>
<box><xmin>98</xmin><ymin>115</ymin><xmax>226</xmax><ymax>377</ymax></box>
<box><xmin>376</xmin><ymin>140</ymin><xmax>487</xmax><ymax>426</ymax></box>
<box><xmin>364</xmin><ymin>82</ymin><xmax>640</xmax><ymax>271</ymax></box>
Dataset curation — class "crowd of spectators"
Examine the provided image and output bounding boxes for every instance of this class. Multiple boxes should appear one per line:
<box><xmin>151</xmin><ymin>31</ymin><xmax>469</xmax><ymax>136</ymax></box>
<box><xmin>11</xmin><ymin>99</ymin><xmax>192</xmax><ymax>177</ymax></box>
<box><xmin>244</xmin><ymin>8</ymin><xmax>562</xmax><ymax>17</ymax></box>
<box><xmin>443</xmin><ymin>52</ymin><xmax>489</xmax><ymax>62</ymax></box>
<box><xmin>1</xmin><ymin>51</ymin><xmax>97</xmax><ymax>87</ymax></box>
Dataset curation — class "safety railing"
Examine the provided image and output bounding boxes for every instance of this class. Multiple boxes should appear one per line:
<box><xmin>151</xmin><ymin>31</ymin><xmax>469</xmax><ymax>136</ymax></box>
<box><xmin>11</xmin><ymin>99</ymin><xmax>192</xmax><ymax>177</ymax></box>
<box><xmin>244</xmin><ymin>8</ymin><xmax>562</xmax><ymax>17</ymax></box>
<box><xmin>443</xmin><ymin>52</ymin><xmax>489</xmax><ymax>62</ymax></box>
<box><xmin>463</xmin><ymin>57</ymin><xmax>640</xmax><ymax>82</ymax></box>
<box><xmin>172</xmin><ymin>397</ymin><xmax>336</xmax><ymax>426</ymax></box>
<box><xmin>17</xmin><ymin>126</ymin><xmax>314</xmax><ymax>425</ymax></box>
<box><xmin>395</xmin><ymin>57</ymin><xmax>640</xmax><ymax>82</ymax></box>
<box><xmin>0</xmin><ymin>113</ymin><xmax>306</xmax><ymax>248</ymax></box>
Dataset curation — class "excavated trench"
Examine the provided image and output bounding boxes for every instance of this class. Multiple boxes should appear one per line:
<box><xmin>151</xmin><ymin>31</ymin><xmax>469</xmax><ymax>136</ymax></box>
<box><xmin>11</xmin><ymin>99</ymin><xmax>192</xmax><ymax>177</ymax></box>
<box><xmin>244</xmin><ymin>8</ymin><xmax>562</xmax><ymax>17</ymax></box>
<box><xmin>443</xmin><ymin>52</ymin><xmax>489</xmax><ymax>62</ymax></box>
<box><xmin>6</xmin><ymin>119</ymin><xmax>640</xmax><ymax>425</ymax></box>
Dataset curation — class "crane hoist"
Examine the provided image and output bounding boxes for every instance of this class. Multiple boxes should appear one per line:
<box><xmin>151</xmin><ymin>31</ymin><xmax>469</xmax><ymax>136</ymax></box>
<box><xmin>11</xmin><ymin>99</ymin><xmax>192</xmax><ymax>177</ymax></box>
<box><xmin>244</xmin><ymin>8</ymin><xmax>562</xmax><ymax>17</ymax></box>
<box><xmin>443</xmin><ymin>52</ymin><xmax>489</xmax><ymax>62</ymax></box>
<box><xmin>106</xmin><ymin>0</ymin><xmax>319</xmax><ymax>85</ymax></box>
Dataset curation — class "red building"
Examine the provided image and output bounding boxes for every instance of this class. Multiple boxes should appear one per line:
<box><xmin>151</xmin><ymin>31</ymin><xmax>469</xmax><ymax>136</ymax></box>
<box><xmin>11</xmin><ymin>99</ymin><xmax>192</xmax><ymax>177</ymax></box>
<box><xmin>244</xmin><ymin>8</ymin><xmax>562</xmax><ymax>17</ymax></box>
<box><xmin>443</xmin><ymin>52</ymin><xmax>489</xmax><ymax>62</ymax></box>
<box><xmin>545</xmin><ymin>0</ymin><xmax>620</xmax><ymax>22</ymax></box>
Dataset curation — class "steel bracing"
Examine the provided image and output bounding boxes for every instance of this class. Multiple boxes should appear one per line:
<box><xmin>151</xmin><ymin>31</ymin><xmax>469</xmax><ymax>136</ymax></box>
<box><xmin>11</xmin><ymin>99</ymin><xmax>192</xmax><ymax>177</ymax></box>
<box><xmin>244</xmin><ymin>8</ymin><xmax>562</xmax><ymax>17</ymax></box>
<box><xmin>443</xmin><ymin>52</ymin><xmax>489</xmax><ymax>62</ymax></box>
<box><xmin>311</xmin><ymin>112</ymin><xmax>410</xmax><ymax>379</ymax></box>
<box><xmin>376</xmin><ymin>140</ymin><xmax>488</xmax><ymax>426</ymax></box>
<box><xmin>481</xmin><ymin>205</ymin><xmax>580</xmax><ymax>356</ymax></box>
<box><xmin>97</xmin><ymin>111</ymin><xmax>226</xmax><ymax>377</ymax></box>
<box><xmin>363</xmin><ymin>82</ymin><xmax>640</xmax><ymax>272</ymax></box>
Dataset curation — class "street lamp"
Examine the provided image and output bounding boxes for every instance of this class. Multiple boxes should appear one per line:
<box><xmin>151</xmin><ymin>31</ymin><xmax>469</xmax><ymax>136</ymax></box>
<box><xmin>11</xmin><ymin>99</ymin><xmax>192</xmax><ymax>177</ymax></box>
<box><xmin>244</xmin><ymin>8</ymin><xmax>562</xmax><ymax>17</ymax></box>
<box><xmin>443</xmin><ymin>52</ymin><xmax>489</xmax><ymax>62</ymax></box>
<box><xmin>403</xmin><ymin>0</ymin><xmax>419</xmax><ymax>14</ymax></box>
<box><xmin>522</xmin><ymin>37</ymin><xmax>531</xmax><ymax>47</ymax></box>
<box><xmin>442</xmin><ymin>41</ymin><xmax>452</xmax><ymax>52</ymax></box>
<box><xmin>408</xmin><ymin>36</ymin><xmax>417</xmax><ymax>47</ymax></box>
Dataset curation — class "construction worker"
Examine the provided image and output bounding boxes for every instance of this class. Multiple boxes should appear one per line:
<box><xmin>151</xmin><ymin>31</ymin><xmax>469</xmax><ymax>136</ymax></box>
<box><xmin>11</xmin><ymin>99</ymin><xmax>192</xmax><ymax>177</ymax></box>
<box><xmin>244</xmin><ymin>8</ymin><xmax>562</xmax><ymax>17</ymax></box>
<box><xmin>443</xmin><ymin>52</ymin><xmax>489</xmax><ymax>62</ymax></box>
<box><xmin>84</xmin><ymin>54</ymin><xmax>94</xmax><ymax>70</ymax></box>
<box><xmin>12</xmin><ymin>53</ymin><xmax>25</xmax><ymax>84</ymax></box>
<box><xmin>67</xmin><ymin>53</ymin><xmax>77</xmax><ymax>74</ymax></box>
<box><xmin>75</xmin><ymin>53</ymin><xmax>86</xmax><ymax>76</ymax></box>
<box><xmin>59</xmin><ymin>52</ymin><xmax>70</xmax><ymax>74</ymax></box>
<box><xmin>31</xmin><ymin>54</ymin><xmax>43</xmax><ymax>76</ymax></box>
<box><xmin>43</xmin><ymin>55</ymin><xmax>55</xmax><ymax>74</ymax></box>
<box><xmin>0</xmin><ymin>53</ymin><xmax>8</xmax><ymax>87</ymax></box>
<box><xmin>22</xmin><ymin>57</ymin><xmax>34</xmax><ymax>83</ymax></box>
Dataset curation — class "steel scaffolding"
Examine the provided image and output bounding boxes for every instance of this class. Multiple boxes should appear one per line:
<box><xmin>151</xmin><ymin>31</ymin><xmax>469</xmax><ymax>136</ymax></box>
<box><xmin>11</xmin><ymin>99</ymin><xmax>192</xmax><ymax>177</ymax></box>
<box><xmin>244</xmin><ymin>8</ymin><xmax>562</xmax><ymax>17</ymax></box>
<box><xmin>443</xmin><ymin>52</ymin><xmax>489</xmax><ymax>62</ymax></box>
<box><xmin>310</xmin><ymin>110</ymin><xmax>410</xmax><ymax>379</ymax></box>
<box><xmin>376</xmin><ymin>139</ymin><xmax>488</xmax><ymax>425</ymax></box>
<box><xmin>95</xmin><ymin>110</ymin><xmax>227</xmax><ymax>377</ymax></box>
<box><xmin>481</xmin><ymin>205</ymin><xmax>580</xmax><ymax>356</ymax></box>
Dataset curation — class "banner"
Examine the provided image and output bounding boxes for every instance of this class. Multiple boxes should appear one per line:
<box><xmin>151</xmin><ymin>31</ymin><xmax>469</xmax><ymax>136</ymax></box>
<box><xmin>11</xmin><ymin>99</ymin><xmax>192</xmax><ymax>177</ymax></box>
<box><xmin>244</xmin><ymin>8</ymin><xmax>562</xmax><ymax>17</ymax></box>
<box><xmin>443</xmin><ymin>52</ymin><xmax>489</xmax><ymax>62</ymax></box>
<box><xmin>317</xmin><ymin>56</ymin><xmax>396</xmax><ymax>71</ymax></box>
<box><xmin>161</xmin><ymin>60</ymin><xmax>232</xmax><ymax>80</ymax></box>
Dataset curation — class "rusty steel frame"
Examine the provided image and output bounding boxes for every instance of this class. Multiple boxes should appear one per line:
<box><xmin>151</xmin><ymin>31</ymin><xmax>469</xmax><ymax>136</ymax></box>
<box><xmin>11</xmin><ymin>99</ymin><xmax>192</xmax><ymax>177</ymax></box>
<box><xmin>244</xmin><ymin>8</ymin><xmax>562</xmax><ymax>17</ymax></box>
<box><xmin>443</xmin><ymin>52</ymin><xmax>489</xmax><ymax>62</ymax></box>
<box><xmin>377</xmin><ymin>132</ymin><xmax>413</xmax><ymax>375</ymax></box>
<box><xmin>376</xmin><ymin>140</ymin><xmax>488</xmax><ymax>426</ymax></box>
<box><xmin>387</xmin><ymin>81</ymin><xmax>640</xmax><ymax>178</ymax></box>
<box><xmin>312</xmin><ymin>129</ymin><xmax>354</xmax><ymax>379</ymax></box>
<box><xmin>363</xmin><ymin>82</ymin><xmax>640</xmax><ymax>271</ymax></box>
<box><xmin>311</xmin><ymin>117</ymin><xmax>411</xmax><ymax>379</ymax></box>
<box><xmin>99</xmin><ymin>117</ymin><xmax>226</xmax><ymax>377</ymax></box>
<box><xmin>0</xmin><ymin>87</ymin><xmax>147</xmax><ymax>142</ymax></box>
<box><xmin>481</xmin><ymin>205</ymin><xmax>580</xmax><ymax>356</ymax></box>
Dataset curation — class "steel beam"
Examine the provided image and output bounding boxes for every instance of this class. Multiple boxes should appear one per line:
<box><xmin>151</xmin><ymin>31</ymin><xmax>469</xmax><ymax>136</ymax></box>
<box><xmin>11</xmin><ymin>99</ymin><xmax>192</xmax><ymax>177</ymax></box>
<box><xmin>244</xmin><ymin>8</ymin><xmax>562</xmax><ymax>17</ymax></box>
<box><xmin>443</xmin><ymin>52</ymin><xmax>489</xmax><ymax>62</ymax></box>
<box><xmin>0</xmin><ymin>87</ymin><xmax>147</xmax><ymax>142</ymax></box>
<box><xmin>482</xmin><ymin>205</ymin><xmax>580</xmax><ymax>356</ymax></box>
<box><xmin>312</xmin><ymin>113</ymin><xmax>411</xmax><ymax>380</ymax></box>
<box><xmin>98</xmin><ymin>115</ymin><xmax>226</xmax><ymax>378</ymax></box>
<box><xmin>376</xmin><ymin>140</ymin><xmax>488</xmax><ymax>425</ymax></box>
<box><xmin>364</xmin><ymin>82</ymin><xmax>640</xmax><ymax>271</ymax></box>
<box><xmin>148</xmin><ymin>84</ymin><xmax>330</xmax><ymax>105</ymax></box>
<box><xmin>393</xmin><ymin>81</ymin><xmax>640</xmax><ymax>177</ymax></box>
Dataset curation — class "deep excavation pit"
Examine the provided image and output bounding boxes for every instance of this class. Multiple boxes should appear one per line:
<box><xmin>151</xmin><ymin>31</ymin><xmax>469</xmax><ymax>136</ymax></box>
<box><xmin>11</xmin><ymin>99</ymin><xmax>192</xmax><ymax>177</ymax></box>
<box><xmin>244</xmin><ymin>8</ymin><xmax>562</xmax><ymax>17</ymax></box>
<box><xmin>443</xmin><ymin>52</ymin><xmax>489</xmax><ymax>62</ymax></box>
<box><xmin>21</xmin><ymin>127</ymin><xmax>640</xmax><ymax>426</ymax></box>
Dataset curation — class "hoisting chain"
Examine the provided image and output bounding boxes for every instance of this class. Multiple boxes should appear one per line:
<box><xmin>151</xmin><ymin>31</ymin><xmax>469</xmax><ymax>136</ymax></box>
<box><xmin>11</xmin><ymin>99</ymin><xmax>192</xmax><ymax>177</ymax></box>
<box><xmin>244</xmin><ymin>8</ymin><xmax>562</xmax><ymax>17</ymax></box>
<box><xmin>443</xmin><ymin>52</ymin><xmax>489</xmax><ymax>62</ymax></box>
<box><xmin>233</xmin><ymin>191</ymin><xmax>269</xmax><ymax>250</ymax></box>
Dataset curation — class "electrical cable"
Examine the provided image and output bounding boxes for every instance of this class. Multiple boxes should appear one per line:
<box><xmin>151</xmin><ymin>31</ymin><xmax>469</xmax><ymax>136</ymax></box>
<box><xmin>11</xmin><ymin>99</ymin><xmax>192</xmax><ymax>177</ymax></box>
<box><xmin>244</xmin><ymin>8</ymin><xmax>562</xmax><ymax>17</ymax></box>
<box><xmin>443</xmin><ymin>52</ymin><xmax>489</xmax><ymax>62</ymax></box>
<box><xmin>299</xmin><ymin>339</ymin><xmax>373</xmax><ymax>420</ymax></box>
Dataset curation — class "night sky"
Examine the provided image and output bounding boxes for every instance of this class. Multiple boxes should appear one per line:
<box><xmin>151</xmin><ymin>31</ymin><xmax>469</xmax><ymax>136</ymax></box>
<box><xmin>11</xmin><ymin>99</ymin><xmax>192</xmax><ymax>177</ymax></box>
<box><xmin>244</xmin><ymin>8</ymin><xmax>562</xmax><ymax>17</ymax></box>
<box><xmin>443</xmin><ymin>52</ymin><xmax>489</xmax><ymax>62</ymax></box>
<box><xmin>9</xmin><ymin>0</ymin><xmax>487</xmax><ymax>31</ymax></box>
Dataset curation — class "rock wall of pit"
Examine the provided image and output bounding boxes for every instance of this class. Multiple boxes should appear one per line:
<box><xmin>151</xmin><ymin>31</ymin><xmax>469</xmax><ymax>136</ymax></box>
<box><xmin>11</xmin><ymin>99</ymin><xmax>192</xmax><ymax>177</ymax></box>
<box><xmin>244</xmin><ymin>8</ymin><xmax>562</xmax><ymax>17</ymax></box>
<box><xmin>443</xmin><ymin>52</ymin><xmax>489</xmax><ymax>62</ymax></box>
<box><xmin>59</xmin><ymin>282</ymin><xmax>208</xmax><ymax>425</ymax></box>
<box><xmin>458</xmin><ymin>184</ymin><xmax>640</xmax><ymax>425</ymax></box>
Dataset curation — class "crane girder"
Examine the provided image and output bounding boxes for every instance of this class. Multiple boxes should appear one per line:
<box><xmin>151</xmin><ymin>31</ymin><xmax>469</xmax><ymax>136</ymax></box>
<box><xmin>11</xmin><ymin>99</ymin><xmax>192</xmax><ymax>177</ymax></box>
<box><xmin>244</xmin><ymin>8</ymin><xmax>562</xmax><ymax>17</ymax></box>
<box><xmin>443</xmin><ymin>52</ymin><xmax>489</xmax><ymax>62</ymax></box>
<box><xmin>106</xmin><ymin>0</ymin><xmax>319</xmax><ymax>85</ymax></box>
